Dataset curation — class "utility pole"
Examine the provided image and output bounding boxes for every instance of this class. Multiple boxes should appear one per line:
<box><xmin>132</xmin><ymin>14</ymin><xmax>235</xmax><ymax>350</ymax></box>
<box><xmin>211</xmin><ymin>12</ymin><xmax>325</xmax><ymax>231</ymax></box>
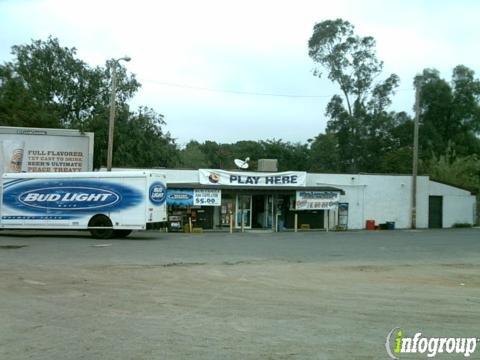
<box><xmin>411</xmin><ymin>81</ymin><xmax>421</xmax><ymax>229</ymax></box>
<box><xmin>107</xmin><ymin>63</ymin><xmax>117</xmax><ymax>171</ymax></box>
<box><xmin>107</xmin><ymin>56</ymin><xmax>131</xmax><ymax>171</ymax></box>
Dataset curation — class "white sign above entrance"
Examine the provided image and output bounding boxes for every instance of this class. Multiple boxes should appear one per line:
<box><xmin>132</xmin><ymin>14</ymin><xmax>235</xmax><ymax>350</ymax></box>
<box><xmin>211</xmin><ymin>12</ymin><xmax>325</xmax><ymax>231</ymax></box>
<box><xmin>295</xmin><ymin>191</ymin><xmax>340</xmax><ymax>210</ymax></box>
<box><xmin>199</xmin><ymin>169</ymin><xmax>306</xmax><ymax>187</ymax></box>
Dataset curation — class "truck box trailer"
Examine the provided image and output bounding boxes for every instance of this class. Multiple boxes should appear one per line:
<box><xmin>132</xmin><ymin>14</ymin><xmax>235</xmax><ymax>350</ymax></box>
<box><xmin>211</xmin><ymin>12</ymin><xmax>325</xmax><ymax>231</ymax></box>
<box><xmin>0</xmin><ymin>171</ymin><xmax>167</xmax><ymax>238</ymax></box>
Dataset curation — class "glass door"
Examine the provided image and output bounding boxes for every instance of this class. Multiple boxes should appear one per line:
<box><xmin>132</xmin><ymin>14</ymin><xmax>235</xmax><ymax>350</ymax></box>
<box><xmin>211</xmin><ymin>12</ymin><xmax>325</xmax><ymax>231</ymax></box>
<box><xmin>265</xmin><ymin>195</ymin><xmax>274</xmax><ymax>230</ymax></box>
<box><xmin>236</xmin><ymin>195</ymin><xmax>252</xmax><ymax>229</ymax></box>
<box><xmin>220</xmin><ymin>195</ymin><xmax>235</xmax><ymax>228</ymax></box>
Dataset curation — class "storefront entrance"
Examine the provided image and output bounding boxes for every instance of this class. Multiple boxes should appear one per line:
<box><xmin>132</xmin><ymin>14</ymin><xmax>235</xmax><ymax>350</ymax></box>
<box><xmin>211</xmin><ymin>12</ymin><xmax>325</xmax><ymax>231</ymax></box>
<box><xmin>167</xmin><ymin>182</ymin><xmax>343</xmax><ymax>232</ymax></box>
<box><xmin>236</xmin><ymin>195</ymin><xmax>252</xmax><ymax>229</ymax></box>
<box><xmin>251</xmin><ymin>195</ymin><xmax>274</xmax><ymax>229</ymax></box>
<box><xmin>235</xmin><ymin>194</ymin><xmax>276</xmax><ymax>230</ymax></box>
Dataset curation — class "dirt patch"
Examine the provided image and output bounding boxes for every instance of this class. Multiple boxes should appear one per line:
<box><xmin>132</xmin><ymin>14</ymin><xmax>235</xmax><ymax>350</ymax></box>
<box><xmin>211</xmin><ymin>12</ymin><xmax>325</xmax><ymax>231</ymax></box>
<box><xmin>440</xmin><ymin>263</ymin><xmax>479</xmax><ymax>269</ymax></box>
<box><xmin>0</xmin><ymin>245</ymin><xmax>28</xmax><ymax>249</ymax></box>
<box><xmin>1</xmin><ymin>261</ymin><xmax>479</xmax><ymax>359</ymax></box>
<box><xmin>161</xmin><ymin>262</ymin><xmax>207</xmax><ymax>267</ymax></box>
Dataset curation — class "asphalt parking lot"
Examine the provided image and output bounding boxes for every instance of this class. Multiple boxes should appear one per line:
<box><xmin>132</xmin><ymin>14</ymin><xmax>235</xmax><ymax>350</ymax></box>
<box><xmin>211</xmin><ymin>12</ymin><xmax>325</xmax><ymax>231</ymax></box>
<box><xmin>1</xmin><ymin>229</ymin><xmax>479</xmax><ymax>359</ymax></box>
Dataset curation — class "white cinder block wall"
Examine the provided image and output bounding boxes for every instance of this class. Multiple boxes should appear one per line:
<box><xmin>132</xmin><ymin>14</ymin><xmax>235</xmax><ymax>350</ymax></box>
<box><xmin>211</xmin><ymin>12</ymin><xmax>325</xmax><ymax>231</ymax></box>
<box><xmin>308</xmin><ymin>174</ymin><xmax>430</xmax><ymax>229</ymax></box>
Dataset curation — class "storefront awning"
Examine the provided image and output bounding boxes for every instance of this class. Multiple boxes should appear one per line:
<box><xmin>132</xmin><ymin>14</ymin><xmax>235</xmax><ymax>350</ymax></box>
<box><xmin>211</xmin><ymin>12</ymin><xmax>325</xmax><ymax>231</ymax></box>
<box><xmin>167</xmin><ymin>183</ymin><xmax>345</xmax><ymax>195</ymax></box>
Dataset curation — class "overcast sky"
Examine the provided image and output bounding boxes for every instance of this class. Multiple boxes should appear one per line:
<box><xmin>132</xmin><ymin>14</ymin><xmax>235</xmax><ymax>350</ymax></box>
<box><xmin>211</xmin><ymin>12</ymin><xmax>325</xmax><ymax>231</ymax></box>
<box><xmin>1</xmin><ymin>0</ymin><xmax>479</xmax><ymax>146</ymax></box>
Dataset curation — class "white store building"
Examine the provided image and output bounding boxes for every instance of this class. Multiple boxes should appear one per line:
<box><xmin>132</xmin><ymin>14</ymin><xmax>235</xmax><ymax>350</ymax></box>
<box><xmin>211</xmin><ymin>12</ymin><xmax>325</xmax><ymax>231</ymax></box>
<box><xmin>160</xmin><ymin>169</ymin><xmax>477</xmax><ymax>231</ymax></box>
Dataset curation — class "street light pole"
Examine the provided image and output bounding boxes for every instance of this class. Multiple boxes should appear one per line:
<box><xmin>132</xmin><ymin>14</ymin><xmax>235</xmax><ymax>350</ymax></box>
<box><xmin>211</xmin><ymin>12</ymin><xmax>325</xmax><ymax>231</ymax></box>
<box><xmin>107</xmin><ymin>56</ymin><xmax>131</xmax><ymax>171</ymax></box>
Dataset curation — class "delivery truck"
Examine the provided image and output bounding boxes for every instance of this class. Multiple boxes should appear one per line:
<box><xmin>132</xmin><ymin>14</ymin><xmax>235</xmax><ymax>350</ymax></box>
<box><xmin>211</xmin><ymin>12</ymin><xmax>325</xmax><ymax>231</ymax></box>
<box><xmin>0</xmin><ymin>171</ymin><xmax>167</xmax><ymax>238</ymax></box>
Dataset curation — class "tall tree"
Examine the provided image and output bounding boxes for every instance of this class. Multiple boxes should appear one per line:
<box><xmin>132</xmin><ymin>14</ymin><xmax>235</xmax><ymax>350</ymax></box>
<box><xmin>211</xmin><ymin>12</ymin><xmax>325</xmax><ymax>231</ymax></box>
<box><xmin>415</xmin><ymin>66</ymin><xmax>480</xmax><ymax>159</ymax></box>
<box><xmin>308</xmin><ymin>19</ymin><xmax>400</xmax><ymax>172</ymax></box>
<box><xmin>379</xmin><ymin>112</ymin><xmax>414</xmax><ymax>173</ymax></box>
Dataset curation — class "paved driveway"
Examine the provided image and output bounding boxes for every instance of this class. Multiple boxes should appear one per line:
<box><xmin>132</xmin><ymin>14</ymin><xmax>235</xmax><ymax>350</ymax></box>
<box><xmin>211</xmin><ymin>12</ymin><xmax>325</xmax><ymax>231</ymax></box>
<box><xmin>1</xmin><ymin>229</ymin><xmax>479</xmax><ymax>359</ymax></box>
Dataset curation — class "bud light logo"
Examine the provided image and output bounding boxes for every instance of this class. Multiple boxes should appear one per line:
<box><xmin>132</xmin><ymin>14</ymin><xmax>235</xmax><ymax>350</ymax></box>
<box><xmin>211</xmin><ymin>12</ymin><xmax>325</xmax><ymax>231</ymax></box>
<box><xmin>18</xmin><ymin>187</ymin><xmax>120</xmax><ymax>210</ymax></box>
<box><xmin>149</xmin><ymin>182</ymin><xmax>166</xmax><ymax>205</ymax></box>
<box><xmin>2</xmin><ymin>179</ymin><xmax>143</xmax><ymax>214</ymax></box>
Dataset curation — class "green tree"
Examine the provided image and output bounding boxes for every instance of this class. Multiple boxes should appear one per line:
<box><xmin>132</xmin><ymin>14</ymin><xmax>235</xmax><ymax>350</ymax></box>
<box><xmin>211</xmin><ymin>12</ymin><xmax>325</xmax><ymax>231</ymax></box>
<box><xmin>2</xmin><ymin>37</ymin><xmax>119</xmax><ymax>128</ymax></box>
<box><xmin>425</xmin><ymin>145</ymin><xmax>480</xmax><ymax>224</ymax></box>
<box><xmin>0</xmin><ymin>65</ymin><xmax>60</xmax><ymax>127</ymax></box>
<box><xmin>179</xmin><ymin>140</ymin><xmax>211</xmax><ymax>169</ymax></box>
<box><xmin>261</xmin><ymin>139</ymin><xmax>309</xmax><ymax>171</ymax></box>
<box><xmin>177</xmin><ymin>139</ymin><xmax>310</xmax><ymax>171</ymax></box>
<box><xmin>379</xmin><ymin>112</ymin><xmax>414</xmax><ymax>173</ymax></box>
<box><xmin>0</xmin><ymin>37</ymin><xmax>178</xmax><ymax>169</ymax></box>
<box><xmin>451</xmin><ymin>65</ymin><xmax>480</xmax><ymax>136</ymax></box>
<box><xmin>85</xmin><ymin>105</ymin><xmax>179</xmax><ymax>169</ymax></box>
<box><xmin>199</xmin><ymin>141</ymin><xmax>232</xmax><ymax>169</ymax></box>
<box><xmin>308</xmin><ymin>19</ymin><xmax>400</xmax><ymax>172</ymax></box>
<box><xmin>415</xmin><ymin>66</ymin><xmax>480</xmax><ymax>159</ymax></box>
<box><xmin>426</xmin><ymin>146</ymin><xmax>480</xmax><ymax>191</ymax></box>
<box><xmin>308</xmin><ymin>133</ymin><xmax>340</xmax><ymax>173</ymax></box>
<box><xmin>115</xmin><ymin>107</ymin><xmax>178</xmax><ymax>168</ymax></box>
<box><xmin>227</xmin><ymin>140</ymin><xmax>265</xmax><ymax>170</ymax></box>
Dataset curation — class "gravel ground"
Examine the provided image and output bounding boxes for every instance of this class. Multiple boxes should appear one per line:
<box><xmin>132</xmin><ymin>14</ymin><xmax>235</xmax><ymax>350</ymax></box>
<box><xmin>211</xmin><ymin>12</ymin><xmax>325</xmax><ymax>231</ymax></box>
<box><xmin>0</xmin><ymin>229</ymin><xmax>479</xmax><ymax>359</ymax></box>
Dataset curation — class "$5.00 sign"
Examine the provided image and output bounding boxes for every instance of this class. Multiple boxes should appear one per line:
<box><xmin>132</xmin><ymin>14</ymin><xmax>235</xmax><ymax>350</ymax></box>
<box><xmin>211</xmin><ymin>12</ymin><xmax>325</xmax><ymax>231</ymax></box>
<box><xmin>193</xmin><ymin>189</ymin><xmax>221</xmax><ymax>206</ymax></box>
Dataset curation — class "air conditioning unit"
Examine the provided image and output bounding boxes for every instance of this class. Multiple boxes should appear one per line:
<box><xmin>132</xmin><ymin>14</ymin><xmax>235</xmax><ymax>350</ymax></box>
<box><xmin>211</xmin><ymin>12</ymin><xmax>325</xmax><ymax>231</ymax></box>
<box><xmin>257</xmin><ymin>159</ymin><xmax>278</xmax><ymax>172</ymax></box>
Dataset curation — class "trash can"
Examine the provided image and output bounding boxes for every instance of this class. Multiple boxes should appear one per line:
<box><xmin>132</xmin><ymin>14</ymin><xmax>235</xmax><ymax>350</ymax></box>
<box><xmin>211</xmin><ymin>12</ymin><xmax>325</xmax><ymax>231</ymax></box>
<box><xmin>366</xmin><ymin>220</ymin><xmax>375</xmax><ymax>230</ymax></box>
<box><xmin>386</xmin><ymin>221</ymin><xmax>395</xmax><ymax>230</ymax></box>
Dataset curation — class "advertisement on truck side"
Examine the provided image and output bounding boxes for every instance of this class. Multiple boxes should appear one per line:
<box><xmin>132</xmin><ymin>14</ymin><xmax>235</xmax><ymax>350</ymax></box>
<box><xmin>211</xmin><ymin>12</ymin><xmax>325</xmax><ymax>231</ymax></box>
<box><xmin>0</xmin><ymin>126</ymin><xmax>94</xmax><ymax>175</ymax></box>
<box><xmin>0</xmin><ymin>171</ymin><xmax>167</xmax><ymax>238</ymax></box>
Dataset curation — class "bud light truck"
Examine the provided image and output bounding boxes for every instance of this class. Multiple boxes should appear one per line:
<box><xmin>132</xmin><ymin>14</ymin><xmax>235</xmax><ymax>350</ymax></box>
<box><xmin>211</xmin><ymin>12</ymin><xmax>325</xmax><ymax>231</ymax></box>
<box><xmin>0</xmin><ymin>171</ymin><xmax>167</xmax><ymax>238</ymax></box>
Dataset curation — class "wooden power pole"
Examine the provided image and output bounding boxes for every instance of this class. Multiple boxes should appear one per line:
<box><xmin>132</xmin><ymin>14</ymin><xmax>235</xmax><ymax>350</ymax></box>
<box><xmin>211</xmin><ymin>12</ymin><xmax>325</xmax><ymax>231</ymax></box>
<box><xmin>411</xmin><ymin>83</ymin><xmax>421</xmax><ymax>229</ymax></box>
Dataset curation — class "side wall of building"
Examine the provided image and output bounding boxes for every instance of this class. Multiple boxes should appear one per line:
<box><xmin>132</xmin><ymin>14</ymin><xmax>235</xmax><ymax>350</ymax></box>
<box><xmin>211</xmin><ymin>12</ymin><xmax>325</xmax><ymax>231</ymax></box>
<box><xmin>307</xmin><ymin>174</ymin><xmax>430</xmax><ymax>229</ymax></box>
<box><xmin>429</xmin><ymin>181</ymin><xmax>476</xmax><ymax>227</ymax></box>
<box><xmin>359</xmin><ymin>174</ymin><xmax>430</xmax><ymax>229</ymax></box>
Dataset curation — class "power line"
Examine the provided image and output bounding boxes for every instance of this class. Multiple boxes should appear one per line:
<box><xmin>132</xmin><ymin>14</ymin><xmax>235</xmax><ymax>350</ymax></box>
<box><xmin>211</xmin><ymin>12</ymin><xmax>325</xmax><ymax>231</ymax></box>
<box><xmin>147</xmin><ymin>80</ymin><xmax>330</xmax><ymax>98</ymax></box>
<box><xmin>146</xmin><ymin>79</ymin><xmax>415</xmax><ymax>98</ymax></box>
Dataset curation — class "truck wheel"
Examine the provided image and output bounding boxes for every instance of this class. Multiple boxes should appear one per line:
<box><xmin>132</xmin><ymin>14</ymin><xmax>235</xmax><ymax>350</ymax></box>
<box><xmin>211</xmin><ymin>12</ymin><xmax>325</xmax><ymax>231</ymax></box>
<box><xmin>88</xmin><ymin>215</ymin><xmax>114</xmax><ymax>239</ymax></box>
<box><xmin>113</xmin><ymin>230</ymin><xmax>132</xmax><ymax>238</ymax></box>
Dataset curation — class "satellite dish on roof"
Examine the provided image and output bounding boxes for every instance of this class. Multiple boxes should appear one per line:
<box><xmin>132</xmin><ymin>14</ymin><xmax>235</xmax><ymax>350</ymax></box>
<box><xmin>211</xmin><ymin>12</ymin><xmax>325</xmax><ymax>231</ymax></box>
<box><xmin>234</xmin><ymin>157</ymin><xmax>250</xmax><ymax>169</ymax></box>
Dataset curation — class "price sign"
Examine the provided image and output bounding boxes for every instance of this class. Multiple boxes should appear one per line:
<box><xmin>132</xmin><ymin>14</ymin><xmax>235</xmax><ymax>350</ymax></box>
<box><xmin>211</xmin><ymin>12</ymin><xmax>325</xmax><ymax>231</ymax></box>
<box><xmin>193</xmin><ymin>189</ymin><xmax>221</xmax><ymax>206</ymax></box>
<box><xmin>295</xmin><ymin>191</ymin><xmax>340</xmax><ymax>210</ymax></box>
